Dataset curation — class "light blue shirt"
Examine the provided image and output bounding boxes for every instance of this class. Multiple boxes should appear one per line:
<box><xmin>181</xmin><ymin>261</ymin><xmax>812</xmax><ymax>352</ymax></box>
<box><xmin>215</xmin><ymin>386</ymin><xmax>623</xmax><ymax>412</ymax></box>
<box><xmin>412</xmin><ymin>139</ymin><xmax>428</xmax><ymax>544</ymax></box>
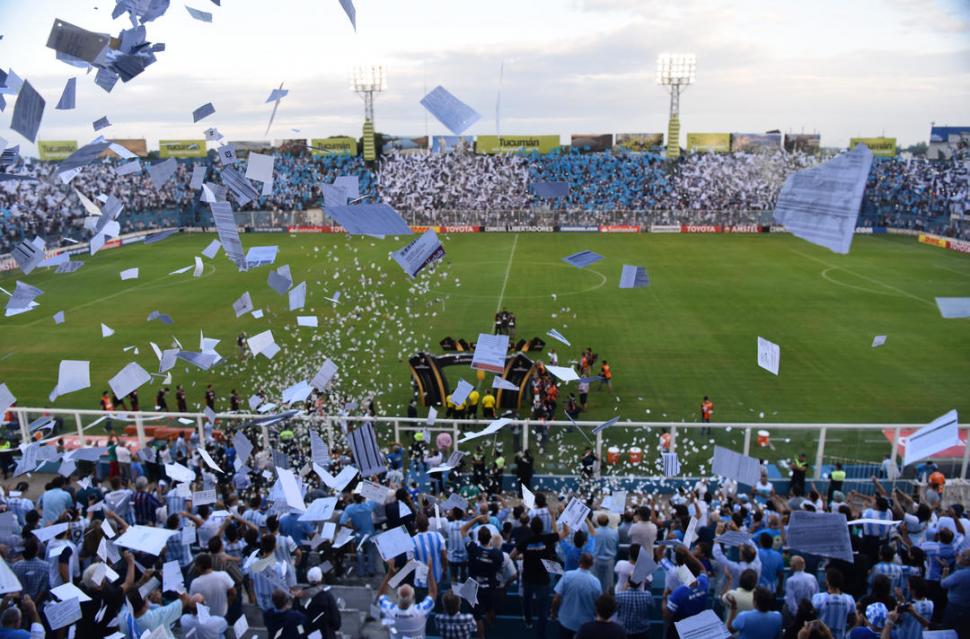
<box><xmin>134</xmin><ymin>600</ymin><xmax>183</xmax><ymax>639</ymax></box>
<box><xmin>733</xmin><ymin>610</ymin><xmax>782</xmax><ymax>639</ymax></box>
<box><xmin>554</xmin><ymin>568</ymin><xmax>602</xmax><ymax>631</ymax></box>
<box><xmin>593</xmin><ymin>526</ymin><xmax>618</xmax><ymax>560</ymax></box>
<box><xmin>40</xmin><ymin>488</ymin><xmax>74</xmax><ymax>526</ymax></box>
<box><xmin>784</xmin><ymin>570</ymin><xmax>819</xmax><ymax>614</ymax></box>
<box><xmin>340</xmin><ymin>501</ymin><xmax>376</xmax><ymax>534</ymax></box>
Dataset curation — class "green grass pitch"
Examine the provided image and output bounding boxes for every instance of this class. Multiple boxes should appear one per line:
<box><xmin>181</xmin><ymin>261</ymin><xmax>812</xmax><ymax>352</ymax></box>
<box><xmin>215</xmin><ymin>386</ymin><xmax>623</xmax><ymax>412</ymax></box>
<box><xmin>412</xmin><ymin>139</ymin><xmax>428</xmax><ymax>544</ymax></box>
<box><xmin>2</xmin><ymin>232</ymin><xmax>968</xmax><ymax>472</ymax></box>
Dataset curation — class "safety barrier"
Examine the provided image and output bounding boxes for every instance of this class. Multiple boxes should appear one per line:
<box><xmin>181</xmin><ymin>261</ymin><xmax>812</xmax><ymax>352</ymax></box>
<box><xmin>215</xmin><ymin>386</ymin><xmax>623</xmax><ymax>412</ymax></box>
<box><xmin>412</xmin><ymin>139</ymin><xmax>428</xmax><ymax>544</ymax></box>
<box><xmin>9</xmin><ymin>407</ymin><xmax>969</xmax><ymax>483</ymax></box>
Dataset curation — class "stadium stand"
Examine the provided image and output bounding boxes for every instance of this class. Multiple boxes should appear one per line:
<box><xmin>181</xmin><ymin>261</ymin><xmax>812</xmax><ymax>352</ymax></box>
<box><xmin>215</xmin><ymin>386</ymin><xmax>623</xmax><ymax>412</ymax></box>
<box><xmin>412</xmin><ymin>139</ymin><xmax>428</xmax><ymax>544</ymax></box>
<box><xmin>2</xmin><ymin>148</ymin><xmax>968</xmax><ymax>255</ymax></box>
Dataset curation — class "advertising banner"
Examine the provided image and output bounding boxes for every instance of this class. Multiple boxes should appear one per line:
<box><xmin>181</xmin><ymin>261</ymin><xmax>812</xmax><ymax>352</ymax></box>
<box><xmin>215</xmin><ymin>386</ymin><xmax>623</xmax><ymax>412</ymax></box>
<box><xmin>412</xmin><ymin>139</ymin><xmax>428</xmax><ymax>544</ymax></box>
<box><xmin>159</xmin><ymin>139</ymin><xmax>206</xmax><ymax>158</ymax></box>
<box><xmin>440</xmin><ymin>225</ymin><xmax>481</xmax><ymax>233</ymax></box>
<box><xmin>570</xmin><ymin>134</ymin><xmax>612</xmax><ymax>152</ymax></box>
<box><xmin>783</xmin><ymin>134</ymin><xmax>821</xmax><ymax>154</ymax></box>
<box><xmin>228</xmin><ymin>141</ymin><xmax>272</xmax><ymax>159</ymax></box>
<box><xmin>615</xmin><ymin>133</ymin><xmax>664</xmax><ymax>152</ymax></box>
<box><xmin>919</xmin><ymin>233</ymin><xmax>950</xmax><ymax>249</ymax></box>
<box><xmin>475</xmin><ymin>135</ymin><xmax>561</xmax><ymax>155</ymax></box>
<box><xmin>310</xmin><ymin>137</ymin><xmax>357</xmax><ymax>156</ymax></box>
<box><xmin>382</xmin><ymin>136</ymin><xmax>428</xmax><ymax>155</ymax></box>
<box><xmin>686</xmin><ymin>133</ymin><xmax>730</xmax><ymax>153</ymax></box>
<box><xmin>558</xmin><ymin>226</ymin><xmax>600</xmax><ymax>232</ymax></box>
<box><xmin>275</xmin><ymin>139</ymin><xmax>308</xmax><ymax>154</ymax></box>
<box><xmin>599</xmin><ymin>225</ymin><xmax>640</xmax><ymax>233</ymax></box>
<box><xmin>103</xmin><ymin>138</ymin><xmax>148</xmax><ymax>158</ymax></box>
<box><xmin>731</xmin><ymin>133</ymin><xmax>782</xmax><ymax>152</ymax></box>
<box><xmin>37</xmin><ymin>140</ymin><xmax>78</xmax><ymax>161</ymax></box>
<box><xmin>849</xmin><ymin>137</ymin><xmax>896</xmax><ymax>157</ymax></box>
<box><xmin>430</xmin><ymin>135</ymin><xmax>474</xmax><ymax>153</ymax></box>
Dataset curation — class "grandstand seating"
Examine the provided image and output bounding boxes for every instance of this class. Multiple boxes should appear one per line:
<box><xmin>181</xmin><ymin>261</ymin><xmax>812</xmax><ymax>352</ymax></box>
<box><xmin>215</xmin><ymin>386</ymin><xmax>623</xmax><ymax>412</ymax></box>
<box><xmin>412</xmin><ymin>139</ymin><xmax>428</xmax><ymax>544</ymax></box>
<box><xmin>2</xmin><ymin>149</ymin><xmax>967</xmax><ymax>255</ymax></box>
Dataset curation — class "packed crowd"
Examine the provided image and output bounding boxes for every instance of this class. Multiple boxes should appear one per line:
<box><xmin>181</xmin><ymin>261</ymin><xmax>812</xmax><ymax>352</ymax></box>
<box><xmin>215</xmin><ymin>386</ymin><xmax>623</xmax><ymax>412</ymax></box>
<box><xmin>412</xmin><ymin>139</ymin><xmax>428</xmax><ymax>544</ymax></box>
<box><xmin>0</xmin><ymin>153</ymin><xmax>373</xmax><ymax>255</ymax></box>
<box><xmin>862</xmin><ymin>157</ymin><xmax>970</xmax><ymax>237</ymax></box>
<box><xmin>2</xmin><ymin>147</ymin><xmax>968</xmax><ymax>255</ymax></box>
<box><xmin>0</xmin><ymin>415</ymin><xmax>966</xmax><ymax>639</ymax></box>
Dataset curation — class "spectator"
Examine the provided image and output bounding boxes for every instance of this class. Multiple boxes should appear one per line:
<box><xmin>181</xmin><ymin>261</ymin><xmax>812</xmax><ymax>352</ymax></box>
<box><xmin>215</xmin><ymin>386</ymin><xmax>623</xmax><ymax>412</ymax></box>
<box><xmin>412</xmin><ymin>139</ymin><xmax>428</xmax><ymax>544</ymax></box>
<box><xmin>39</xmin><ymin>476</ymin><xmax>73</xmax><ymax>526</ymax></box>
<box><xmin>0</xmin><ymin>596</ymin><xmax>44</xmax><ymax>639</ymax></box>
<box><xmin>124</xmin><ymin>589</ymin><xmax>203</xmax><ymax>639</ymax></box>
<box><xmin>811</xmin><ymin>567</ymin><xmax>856</xmax><ymax>639</ymax></box>
<box><xmin>591</xmin><ymin>514</ymin><xmax>619</xmax><ymax>593</ymax></box>
<box><xmin>10</xmin><ymin>537</ymin><xmax>50</xmax><ymax>602</ymax></box>
<box><xmin>305</xmin><ymin>567</ymin><xmax>342</xmax><ymax>639</ymax></box>
<box><xmin>727</xmin><ymin>586</ymin><xmax>783</xmax><ymax>639</ymax></box>
<box><xmin>551</xmin><ymin>553</ymin><xmax>602</xmax><ymax>639</ymax></box>
<box><xmin>614</xmin><ymin>576</ymin><xmax>653</xmax><ymax>639</ymax></box>
<box><xmin>941</xmin><ymin>548</ymin><xmax>970</xmax><ymax>635</ymax></box>
<box><xmin>264</xmin><ymin>590</ymin><xmax>307</xmax><ymax>639</ymax></box>
<box><xmin>434</xmin><ymin>592</ymin><xmax>477</xmax><ymax>639</ymax></box>
<box><xmin>575</xmin><ymin>593</ymin><xmax>626</xmax><ymax>639</ymax></box>
<box><xmin>189</xmin><ymin>552</ymin><xmax>236</xmax><ymax>618</ymax></box>
<box><xmin>378</xmin><ymin>559</ymin><xmax>438</xmax><ymax>639</ymax></box>
<box><xmin>722</xmin><ymin>568</ymin><xmax>759</xmax><ymax>619</ymax></box>
<box><xmin>784</xmin><ymin>555</ymin><xmax>819</xmax><ymax>619</ymax></box>
<box><xmin>513</xmin><ymin>516</ymin><xmax>560</xmax><ymax>638</ymax></box>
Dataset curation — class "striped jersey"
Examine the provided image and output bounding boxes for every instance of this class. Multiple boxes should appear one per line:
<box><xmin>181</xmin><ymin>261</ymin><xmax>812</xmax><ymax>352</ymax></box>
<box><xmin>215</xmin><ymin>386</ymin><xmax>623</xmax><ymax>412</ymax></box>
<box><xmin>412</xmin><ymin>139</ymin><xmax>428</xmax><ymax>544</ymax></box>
<box><xmin>412</xmin><ymin>531</ymin><xmax>446</xmax><ymax>586</ymax></box>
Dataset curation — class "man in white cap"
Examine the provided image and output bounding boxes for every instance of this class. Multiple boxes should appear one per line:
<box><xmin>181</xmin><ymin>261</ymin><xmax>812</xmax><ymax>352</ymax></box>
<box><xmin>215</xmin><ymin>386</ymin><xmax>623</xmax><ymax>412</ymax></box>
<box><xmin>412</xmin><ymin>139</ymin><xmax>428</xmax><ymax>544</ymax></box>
<box><xmin>305</xmin><ymin>566</ymin><xmax>342</xmax><ymax>639</ymax></box>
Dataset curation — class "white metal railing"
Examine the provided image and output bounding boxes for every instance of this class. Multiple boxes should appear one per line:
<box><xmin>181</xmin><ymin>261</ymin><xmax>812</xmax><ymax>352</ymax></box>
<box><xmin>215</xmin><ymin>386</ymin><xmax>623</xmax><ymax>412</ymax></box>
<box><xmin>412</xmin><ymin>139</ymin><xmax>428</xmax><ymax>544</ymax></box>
<box><xmin>11</xmin><ymin>407</ymin><xmax>970</xmax><ymax>480</ymax></box>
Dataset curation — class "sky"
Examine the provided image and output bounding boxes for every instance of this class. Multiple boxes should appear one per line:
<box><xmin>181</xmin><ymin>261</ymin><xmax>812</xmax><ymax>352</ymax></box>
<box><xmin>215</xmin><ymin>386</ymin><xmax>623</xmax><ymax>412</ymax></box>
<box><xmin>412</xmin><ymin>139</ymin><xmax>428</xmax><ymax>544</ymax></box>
<box><xmin>1</xmin><ymin>0</ymin><xmax>969</xmax><ymax>156</ymax></box>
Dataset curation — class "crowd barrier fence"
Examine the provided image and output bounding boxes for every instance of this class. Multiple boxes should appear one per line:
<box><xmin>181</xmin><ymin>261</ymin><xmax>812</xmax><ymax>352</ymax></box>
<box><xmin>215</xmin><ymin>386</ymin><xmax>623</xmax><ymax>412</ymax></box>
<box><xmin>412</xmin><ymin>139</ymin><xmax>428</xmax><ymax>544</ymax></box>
<box><xmin>10</xmin><ymin>407</ymin><xmax>969</xmax><ymax>485</ymax></box>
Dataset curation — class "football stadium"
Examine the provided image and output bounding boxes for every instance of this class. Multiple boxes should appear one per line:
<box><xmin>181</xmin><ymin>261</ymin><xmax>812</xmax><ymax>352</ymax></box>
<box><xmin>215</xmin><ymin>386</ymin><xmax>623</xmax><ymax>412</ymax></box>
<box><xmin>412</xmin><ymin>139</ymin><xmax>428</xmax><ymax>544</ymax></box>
<box><xmin>0</xmin><ymin>2</ymin><xmax>968</xmax><ymax>638</ymax></box>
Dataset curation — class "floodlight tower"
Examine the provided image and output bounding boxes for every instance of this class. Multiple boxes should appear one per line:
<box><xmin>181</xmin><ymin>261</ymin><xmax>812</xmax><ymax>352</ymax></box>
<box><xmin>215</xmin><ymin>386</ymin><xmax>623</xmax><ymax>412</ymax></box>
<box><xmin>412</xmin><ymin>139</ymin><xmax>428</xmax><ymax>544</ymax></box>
<box><xmin>352</xmin><ymin>65</ymin><xmax>385</xmax><ymax>161</ymax></box>
<box><xmin>656</xmin><ymin>54</ymin><xmax>696</xmax><ymax>160</ymax></box>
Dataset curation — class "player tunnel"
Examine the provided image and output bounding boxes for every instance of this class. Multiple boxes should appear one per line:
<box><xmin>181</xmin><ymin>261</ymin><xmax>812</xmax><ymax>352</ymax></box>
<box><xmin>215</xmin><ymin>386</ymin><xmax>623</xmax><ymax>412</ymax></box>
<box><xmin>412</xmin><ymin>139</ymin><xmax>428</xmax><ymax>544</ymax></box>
<box><xmin>408</xmin><ymin>350</ymin><xmax>539</xmax><ymax>413</ymax></box>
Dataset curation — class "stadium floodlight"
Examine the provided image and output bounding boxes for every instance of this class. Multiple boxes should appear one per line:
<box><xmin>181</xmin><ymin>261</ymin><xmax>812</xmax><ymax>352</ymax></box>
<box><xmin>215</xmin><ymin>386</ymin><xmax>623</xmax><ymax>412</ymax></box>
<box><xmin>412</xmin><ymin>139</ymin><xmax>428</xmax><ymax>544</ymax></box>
<box><xmin>351</xmin><ymin>65</ymin><xmax>386</xmax><ymax>161</ymax></box>
<box><xmin>656</xmin><ymin>53</ymin><xmax>696</xmax><ymax>159</ymax></box>
<box><xmin>351</xmin><ymin>65</ymin><xmax>386</xmax><ymax>122</ymax></box>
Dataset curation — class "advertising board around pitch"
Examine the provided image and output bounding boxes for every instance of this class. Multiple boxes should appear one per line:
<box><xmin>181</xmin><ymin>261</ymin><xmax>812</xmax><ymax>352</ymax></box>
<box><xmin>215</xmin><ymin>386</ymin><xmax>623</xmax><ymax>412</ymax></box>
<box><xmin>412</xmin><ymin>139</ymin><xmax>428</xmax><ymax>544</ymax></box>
<box><xmin>475</xmin><ymin>135</ymin><xmax>561</xmax><ymax>155</ymax></box>
<box><xmin>686</xmin><ymin>132</ymin><xmax>730</xmax><ymax>153</ymax></box>
<box><xmin>849</xmin><ymin>136</ymin><xmax>896</xmax><ymax>157</ymax></box>
<box><xmin>158</xmin><ymin>139</ymin><xmax>207</xmax><ymax>158</ymax></box>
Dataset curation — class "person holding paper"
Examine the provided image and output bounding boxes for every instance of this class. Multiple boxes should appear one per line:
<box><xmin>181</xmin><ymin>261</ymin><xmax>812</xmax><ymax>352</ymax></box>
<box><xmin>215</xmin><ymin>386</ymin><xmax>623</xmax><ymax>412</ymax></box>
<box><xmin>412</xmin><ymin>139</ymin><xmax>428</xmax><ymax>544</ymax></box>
<box><xmin>528</xmin><ymin>493</ymin><xmax>554</xmax><ymax>534</ymax></box>
<box><xmin>45</xmin><ymin>523</ymin><xmax>79</xmax><ymax>588</ymax></box>
<box><xmin>434</xmin><ymin>591</ymin><xmax>478</xmax><ymax>639</ymax></box>
<box><xmin>712</xmin><ymin>528</ymin><xmax>762</xmax><ymax>586</ymax></box>
<box><xmin>412</xmin><ymin>514</ymin><xmax>448</xmax><ymax>594</ymax></box>
<box><xmin>662</xmin><ymin>566</ymin><xmax>713</xmax><ymax>637</ymax></box>
<box><xmin>180</xmin><ymin>606</ymin><xmax>229</xmax><ymax>639</ymax></box>
<box><xmin>559</xmin><ymin>525</ymin><xmax>596</xmax><ymax>572</ymax></box>
<box><xmin>264</xmin><ymin>589</ymin><xmax>307</xmax><ymax>639</ymax></box>
<box><xmin>466</xmin><ymin>525</ymin><xmax>504</xmax><ymax>636</ymax></box>
<box><xmin>125</xmin><ymin>588</ymin><xmax>205</xmax><ymax>639</ymax></box>
<box><xmin>377</xmin><ymin>558</ymin><xmax>438</xmax><ymax>639</ymax></box>
<box><xmin>339</xmin><ymin>493</ymin><xmax>380</xmax><ymax>577</ymax></box>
